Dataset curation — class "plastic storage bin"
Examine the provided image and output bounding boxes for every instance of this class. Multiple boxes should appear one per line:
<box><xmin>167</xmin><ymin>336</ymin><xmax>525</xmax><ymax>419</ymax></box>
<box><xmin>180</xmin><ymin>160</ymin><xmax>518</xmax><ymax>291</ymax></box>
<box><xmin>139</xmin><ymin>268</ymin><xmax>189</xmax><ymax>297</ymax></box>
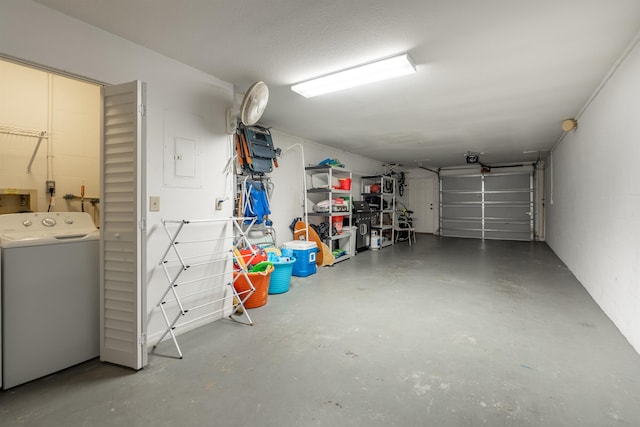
<box><xmin>268</xmin><ymin>256</ymin><xmax>296</xmax><ymax>294</ymax></box>
<box><xmin>282</xmin><ymin>241</ymin><xmax>317</xmax><ymax>277</ymax></box>
<box><xmin>233</xmin><ymin>265</ymin><xmax>274</xmax><ymax>308</ymax></box>
<box><xmin>332</xmin><ymin>215</ymin><xmax>344</xmax><ymax>233</ymax></box>
<box><xmin>338</xmin><ymin>178</ymin><xmax>351</xmax><ymax>190</ymax></box>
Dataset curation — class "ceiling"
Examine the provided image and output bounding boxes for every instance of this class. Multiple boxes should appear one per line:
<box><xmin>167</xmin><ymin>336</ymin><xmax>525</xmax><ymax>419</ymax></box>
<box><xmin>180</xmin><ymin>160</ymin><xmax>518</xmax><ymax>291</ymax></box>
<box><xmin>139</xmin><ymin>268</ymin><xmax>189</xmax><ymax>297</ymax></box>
<box><xmin>35</xmin><ymin>0</ymin><xmax>640</xmax><ymax>168</ymax></box>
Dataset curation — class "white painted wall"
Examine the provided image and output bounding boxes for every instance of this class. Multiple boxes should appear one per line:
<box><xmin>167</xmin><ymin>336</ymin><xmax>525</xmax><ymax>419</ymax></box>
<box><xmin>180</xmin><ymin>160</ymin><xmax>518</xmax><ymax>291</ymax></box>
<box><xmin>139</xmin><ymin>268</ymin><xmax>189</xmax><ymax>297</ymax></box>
<box><xmin>0</xmin><ymin>59</ymin><xmax>101</xmax><ymax>215</ymax></box>
<box><xmin>268</xmin><ymin>130</ymin><xmax>382</xmax><ymax>244</ymax></box>
<box><xmin>0</xmin><ymin>1</ymin><xmax>386</xmax><ymax>349</ymax></box>
<box><xmin>546</xmin><ymin>36</ymin><xmax>640</xmax><ymax>354</ymax></box>
<box><xmin>0</xmin><ymin>0</ymin><xmax>234</xmax><ymax>345</ymax></box>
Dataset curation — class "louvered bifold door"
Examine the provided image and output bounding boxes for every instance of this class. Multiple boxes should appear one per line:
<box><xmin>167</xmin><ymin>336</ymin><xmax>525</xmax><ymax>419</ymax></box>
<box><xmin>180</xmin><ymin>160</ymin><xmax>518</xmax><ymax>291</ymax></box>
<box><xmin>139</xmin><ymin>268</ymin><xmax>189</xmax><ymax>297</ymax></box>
<box><xmin>100</xmin><ymin>81</ymin><xmax>146</xmax><ymax>369</ymax></box>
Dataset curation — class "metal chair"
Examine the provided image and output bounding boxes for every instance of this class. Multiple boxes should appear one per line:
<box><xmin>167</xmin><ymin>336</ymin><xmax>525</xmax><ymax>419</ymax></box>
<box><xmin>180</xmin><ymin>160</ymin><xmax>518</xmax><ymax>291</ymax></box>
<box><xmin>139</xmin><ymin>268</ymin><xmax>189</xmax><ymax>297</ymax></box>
<box><xmin>394</xmin><ymin>209</ymin><xmax>416</xmax><ymax>245</ymax></box>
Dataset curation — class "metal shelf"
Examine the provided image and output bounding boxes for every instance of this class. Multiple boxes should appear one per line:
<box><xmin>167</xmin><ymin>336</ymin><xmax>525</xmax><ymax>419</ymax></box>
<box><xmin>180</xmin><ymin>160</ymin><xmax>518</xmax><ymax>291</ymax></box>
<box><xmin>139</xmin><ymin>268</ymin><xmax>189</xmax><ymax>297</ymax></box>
<box><xmin>361</xmin><ymin>192</ymin><xmax>395</xmax><ymax>197</ymax></box>
<box><xmin>307</xmin><ymin>211</ymin><xmax>350</xmax><ymax>217</ymax></box>
<box><xmin>305</xmin><ymin>165</ymin><xmax>354</xmax><ymax>263</ymax></box>
<box><xmin>328</xmin><ymin>231</ymin><xmax>352</xmax><ymax>240</ymax></box>
<box><xmin>362</xmin><ymin>175</ymin><xmax>396</xmax><ymax>248</ymax></box>
<box><xmin>306</xmin><ymin>165</ymin><xmax>351</xmax><ymax>173</ymax></box>
<box><xmin>307</xmin><ymin>188</ymin><xmax>351</xmax><ymax>195</ymax></box>
<box><xmin>372</xmin><ymin>225</ymin><xmax>393</xmax><ymax>230</ymax></box>
<box><xmin>332</xmin><ymin>254</ymin><xmax>353</xmax><ymax>264</ymax></box>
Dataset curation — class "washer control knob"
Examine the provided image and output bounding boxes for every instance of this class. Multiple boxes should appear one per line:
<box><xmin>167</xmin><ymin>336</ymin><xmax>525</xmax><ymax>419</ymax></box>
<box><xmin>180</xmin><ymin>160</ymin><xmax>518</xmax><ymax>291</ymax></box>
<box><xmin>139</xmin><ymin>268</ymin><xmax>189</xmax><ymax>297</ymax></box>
<box><xmin>64</xmin><ymin>217</ymin><xmax>74</xmax><ymax>225</ymax></box>
<box><xmin>22</xmin><ymin>219</ymin><xmax>32</xmax><ymax>227</ymax></box>
<box><xmin>42</xmin><ymin>217</ymin><xmax>56</xmax><ymax>227</ymax></box>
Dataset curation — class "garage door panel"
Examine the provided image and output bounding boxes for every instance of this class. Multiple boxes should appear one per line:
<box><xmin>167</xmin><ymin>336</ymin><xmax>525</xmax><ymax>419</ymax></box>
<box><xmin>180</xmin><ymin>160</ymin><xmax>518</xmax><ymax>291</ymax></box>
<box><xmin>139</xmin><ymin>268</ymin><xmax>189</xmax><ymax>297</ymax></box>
<box><xmin>485</xmin><ymin>219</ymin><xmax>531</xmax><ymax>231</ymax></box>
<box><xmin>441</xmin><ymin>205</ymin><xmax>482</xmax><ymax>218</ymax></box>
<box><xmin>441</xmin><ymin>176</ymin><xmax>481</xmax><ymax>191</ymax></box>
<box><xmin>484</xmin><ymin>205</ymin><xmax>531</xmax><ymax>219</ymax></box>
<box><xmin>440</xmin><ymin>172</ymin><xmax>533</xmax><ymax>241</ymax></box>
<box><xmin>484</xmin><ymin>191</ymin><xmax>531</xmax><ymax>202</ymax></box>
<box><xmin>442</xmin><ymin>192</ymin><xmax>483</xmax><ymax>203</ymax></box>
<box><xmin>441</xmin><ymin>219</ymin><xmax>482</xmax><ymax>230</ymax></box>
<box><xmin>440</xmin><ymin>228</ymin><xmax>483</xmax><ymax>239</ymax></box>
<box><xmin>484</xmin><ymin>229</ymin><xmax>532</xmax><ymax>240</ymax></box>
<box><xmin>484</xmin><ymin>174</ymin><xmax>530</xmax><ymax>190</ymax></box>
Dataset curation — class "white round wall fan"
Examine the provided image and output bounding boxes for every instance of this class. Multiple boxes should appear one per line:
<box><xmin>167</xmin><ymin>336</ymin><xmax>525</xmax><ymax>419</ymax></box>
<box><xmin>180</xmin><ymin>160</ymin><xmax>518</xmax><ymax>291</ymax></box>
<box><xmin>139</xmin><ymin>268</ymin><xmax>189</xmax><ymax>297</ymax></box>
<box><xmin>226</xmin><ymin>81</ymin><xmax>269</xmax><ymax>133</ymax></box>
<box><xmin>240</xmin><ymin>81</ymin><xmax>269</xmax><ymax>126</ymax></box>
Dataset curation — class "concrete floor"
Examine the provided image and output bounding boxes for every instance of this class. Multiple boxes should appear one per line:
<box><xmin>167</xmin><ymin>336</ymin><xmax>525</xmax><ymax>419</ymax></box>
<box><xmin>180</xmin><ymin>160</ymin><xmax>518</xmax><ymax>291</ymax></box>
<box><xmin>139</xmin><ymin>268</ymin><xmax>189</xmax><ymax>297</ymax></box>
<box><xmin>1</xmin><ymin>235</ymin><xmax>640</xmax><ymax>426</ymax></box>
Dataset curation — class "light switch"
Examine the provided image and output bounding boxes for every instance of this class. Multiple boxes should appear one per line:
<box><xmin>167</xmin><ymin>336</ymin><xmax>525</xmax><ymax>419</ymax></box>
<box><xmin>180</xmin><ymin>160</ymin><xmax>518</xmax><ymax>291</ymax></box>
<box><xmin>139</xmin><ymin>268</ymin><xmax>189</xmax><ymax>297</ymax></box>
<box><xmin>149</xmin><ymin>196</ymin><xmax>160</xmax><ymax>212</ymax></box>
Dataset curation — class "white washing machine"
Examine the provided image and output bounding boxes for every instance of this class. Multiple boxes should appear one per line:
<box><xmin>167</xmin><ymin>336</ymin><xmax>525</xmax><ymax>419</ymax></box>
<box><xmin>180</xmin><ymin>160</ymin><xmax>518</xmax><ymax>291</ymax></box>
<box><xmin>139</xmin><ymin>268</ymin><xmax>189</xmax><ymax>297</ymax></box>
<box><xmin>0</xmin><ymin>212</ymin><xmax>100</xmax><ymax>389</ymax></box>
<box><xmin>0</xmin><ymin>246</ymin><xmax>3</xmax><ymax>389</ymax></box>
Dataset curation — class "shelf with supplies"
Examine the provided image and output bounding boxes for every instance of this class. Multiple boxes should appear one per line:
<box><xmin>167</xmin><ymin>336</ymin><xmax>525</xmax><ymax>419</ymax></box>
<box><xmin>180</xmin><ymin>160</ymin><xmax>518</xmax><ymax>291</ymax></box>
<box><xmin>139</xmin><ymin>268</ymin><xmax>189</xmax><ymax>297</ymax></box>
<box><xmin>361</xmin><ymin>175</ymin><xmax>396</xmax><ymax>248</ymax></box>
<box><xmin>305</xmin><ymin>165</ymin><xmax>354</xmax><ymax>263</ymax></box>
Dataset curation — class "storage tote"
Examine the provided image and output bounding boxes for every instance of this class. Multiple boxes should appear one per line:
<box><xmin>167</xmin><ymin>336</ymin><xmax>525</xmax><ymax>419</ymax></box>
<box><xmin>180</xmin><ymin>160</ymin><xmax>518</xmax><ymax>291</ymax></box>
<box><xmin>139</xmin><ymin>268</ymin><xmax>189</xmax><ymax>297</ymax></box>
<box><xmin>268</xmin><ymin>256</ymin><xmax>296</xmax><ymax>294</ymax></box>
<box><xmin>282</xmin><ymin>241</ymin><xmax>317</xmax><ymax>277</ymax></box>
<box><xmin>233</xmin><ymin>265</ymin><xmax>274</xmax><ymax>309</ymax></box>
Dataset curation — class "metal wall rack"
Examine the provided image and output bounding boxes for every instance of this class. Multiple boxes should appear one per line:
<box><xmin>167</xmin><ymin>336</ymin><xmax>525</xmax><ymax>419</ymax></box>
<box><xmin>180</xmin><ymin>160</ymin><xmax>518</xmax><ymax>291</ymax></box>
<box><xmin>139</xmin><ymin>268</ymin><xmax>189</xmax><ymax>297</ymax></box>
<box><xmin>0</xmin><ymin>125</ymin><xmax>48</xmax><ymax>173</ymax></box>
<box><xmin>237</xmin><ymin>175</ymin><xmax>276</xmax><ymax>246</ymax></box>
<box><xmin>154</xmin><ymin>217</ymin><xmax>258</xmax><ymax>358</ymax></box>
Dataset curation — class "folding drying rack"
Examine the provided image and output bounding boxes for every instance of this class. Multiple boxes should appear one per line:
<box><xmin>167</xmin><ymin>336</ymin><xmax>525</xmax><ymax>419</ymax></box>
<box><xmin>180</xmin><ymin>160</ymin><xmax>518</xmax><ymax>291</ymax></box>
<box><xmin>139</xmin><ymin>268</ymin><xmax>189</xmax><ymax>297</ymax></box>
<box><xmin>154</xmin><ymin>217</ymin><xmax>259</xmax><ymax>358</ymax></box>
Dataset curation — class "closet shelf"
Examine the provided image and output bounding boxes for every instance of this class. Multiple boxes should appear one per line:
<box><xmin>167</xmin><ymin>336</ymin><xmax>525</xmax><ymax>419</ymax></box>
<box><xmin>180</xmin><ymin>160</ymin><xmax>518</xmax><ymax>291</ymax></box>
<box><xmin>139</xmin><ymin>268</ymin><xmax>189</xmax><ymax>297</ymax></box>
<box><xmin>0</xmin><ymin>124</ymin><xmax>48</xmax><ymax>173</ymax></box>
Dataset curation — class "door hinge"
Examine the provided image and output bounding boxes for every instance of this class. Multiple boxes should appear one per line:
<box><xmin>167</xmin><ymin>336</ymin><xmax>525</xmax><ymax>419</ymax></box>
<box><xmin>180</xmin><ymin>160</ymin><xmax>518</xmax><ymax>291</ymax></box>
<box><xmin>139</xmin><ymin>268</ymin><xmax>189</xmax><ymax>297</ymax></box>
<box><xmin>139</xmin><ymin>333</ymin><xmax>146</xmax><ymax>346</ymax></box>
<box><xmin>138</xmin><ymin>218</ymin><xmax>146</xmax><ymax>231</ymax></box>
<box><xmin>138</xmin><ymin>104</ymin><xmax>146</xmax><ymax>116</ymax></box>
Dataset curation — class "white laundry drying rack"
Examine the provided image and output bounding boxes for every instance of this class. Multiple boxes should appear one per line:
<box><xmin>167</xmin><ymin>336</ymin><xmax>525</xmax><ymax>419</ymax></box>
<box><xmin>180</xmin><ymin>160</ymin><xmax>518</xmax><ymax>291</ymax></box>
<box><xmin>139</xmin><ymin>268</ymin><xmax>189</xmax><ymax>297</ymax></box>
<box><xmin>154</xmin><ymin>216</ymin><xmax>259</xmax><ymax>358</ymax></box>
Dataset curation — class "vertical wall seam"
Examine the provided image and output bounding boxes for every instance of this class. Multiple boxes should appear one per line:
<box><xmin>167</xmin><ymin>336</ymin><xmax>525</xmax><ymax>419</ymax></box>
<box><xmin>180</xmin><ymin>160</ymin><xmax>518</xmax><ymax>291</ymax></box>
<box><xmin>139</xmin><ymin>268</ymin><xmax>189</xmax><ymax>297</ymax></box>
<box><xmin>551</xmin><ymin>28</ymin><xmax>640</xmax><ymax>153</ymax></box>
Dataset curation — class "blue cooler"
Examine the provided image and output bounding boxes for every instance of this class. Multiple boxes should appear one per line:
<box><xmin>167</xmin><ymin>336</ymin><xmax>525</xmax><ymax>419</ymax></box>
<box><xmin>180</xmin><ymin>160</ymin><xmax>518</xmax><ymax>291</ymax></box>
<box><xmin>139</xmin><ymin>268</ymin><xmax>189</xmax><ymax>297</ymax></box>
<box><xmin>282</xmin><ymin>241</ymin><xmax>317</xmax><ymax>277</ymax></box>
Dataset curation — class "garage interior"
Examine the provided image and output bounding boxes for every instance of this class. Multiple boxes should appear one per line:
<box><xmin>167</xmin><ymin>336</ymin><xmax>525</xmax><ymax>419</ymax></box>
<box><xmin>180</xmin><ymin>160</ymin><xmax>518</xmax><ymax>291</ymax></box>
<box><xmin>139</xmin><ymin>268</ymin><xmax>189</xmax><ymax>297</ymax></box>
<box><xmin>1</xmin><ymin>1</ymin><xmax>640</xmax><ymax>426</ymax></box>
<box><xmin>2</xmin><ymin>238</ymin><xmax>640</xmax><ymax>426</ymax></box>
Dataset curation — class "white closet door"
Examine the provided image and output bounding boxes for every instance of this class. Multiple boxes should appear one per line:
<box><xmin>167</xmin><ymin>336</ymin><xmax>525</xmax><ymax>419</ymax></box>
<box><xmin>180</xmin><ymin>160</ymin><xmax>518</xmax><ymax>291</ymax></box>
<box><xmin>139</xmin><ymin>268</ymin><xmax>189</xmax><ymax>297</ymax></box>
<box><xmin>100</xmin><ymin>81</ymin><xmax>147</xmax><ymax>369</ymax></box>
<box><xmin>407</xmin><ymin>177</ymin><xmax>435</xmax><ymax>233</ymax></box>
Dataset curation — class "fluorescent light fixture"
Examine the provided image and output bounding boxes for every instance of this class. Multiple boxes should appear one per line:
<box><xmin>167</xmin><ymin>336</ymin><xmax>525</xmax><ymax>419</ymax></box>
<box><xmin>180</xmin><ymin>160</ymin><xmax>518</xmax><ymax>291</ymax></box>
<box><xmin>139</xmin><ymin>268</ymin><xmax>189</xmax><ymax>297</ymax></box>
<box><xmin>291</xmin><ymin>53</ymin><xmax>416</xmax><ymax>98</ymax></box>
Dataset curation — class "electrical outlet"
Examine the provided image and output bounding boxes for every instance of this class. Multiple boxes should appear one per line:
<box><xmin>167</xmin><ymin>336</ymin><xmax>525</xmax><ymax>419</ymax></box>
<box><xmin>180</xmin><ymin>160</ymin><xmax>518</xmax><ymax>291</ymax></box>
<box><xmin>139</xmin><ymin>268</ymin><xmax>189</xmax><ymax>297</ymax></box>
<box><xmin>149</xmin><ymin>196</ymin><xmax>160</xmax><ymax>212</ymax></box>
<box><xmin>46</xmin><ymin>180</ymin><xmax>55</xmax><ymax>195</ymax></box>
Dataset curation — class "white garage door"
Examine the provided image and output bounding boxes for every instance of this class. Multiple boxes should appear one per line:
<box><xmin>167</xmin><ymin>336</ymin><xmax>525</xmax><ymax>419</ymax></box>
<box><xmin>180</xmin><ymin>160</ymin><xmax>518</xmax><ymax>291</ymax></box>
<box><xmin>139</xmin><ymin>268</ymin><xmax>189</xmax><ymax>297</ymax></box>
<box><xmin>439</xmin><ymin>172</ymin><xmax>534</xmax><ymax>241</ymax></box>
